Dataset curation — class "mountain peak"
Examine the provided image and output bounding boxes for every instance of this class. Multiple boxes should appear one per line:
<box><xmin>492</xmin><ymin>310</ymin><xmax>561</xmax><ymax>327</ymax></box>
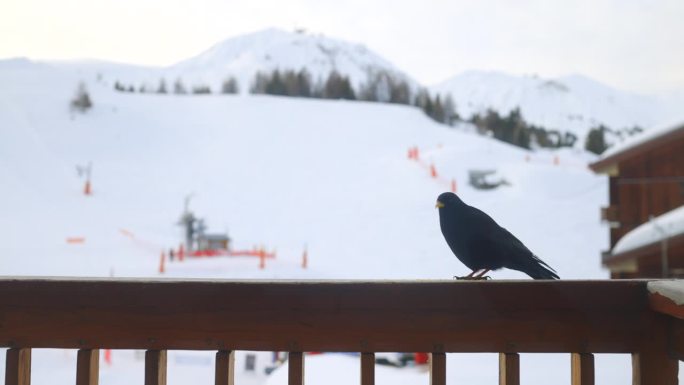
<box><xmin>431</xmin><ymin>70</ymin><xmax>660</xmax><ymax>139</ymax></box>
<box><xmin>168</xmin><ymin>28</ymin><xmax>413</xmax><ymax>89</ymax></box>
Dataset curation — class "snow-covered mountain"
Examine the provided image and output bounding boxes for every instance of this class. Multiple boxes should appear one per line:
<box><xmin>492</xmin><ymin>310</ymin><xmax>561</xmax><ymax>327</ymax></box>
<box><xmin>431</xmin><ymin>70</ymin><xmax>667</xmax><ymax>139</ymax></box>
<box><xmin>59</xmin><ymin>28</ymin><xmax>416</xmax><ymax>94</ymax></box>
<box><xmin>11</xmin><ymin>28</ymin><xmax>682</xmax><ymax>146</ymax></box>
<box><xmin>167</xmin><ymin>28</ymin><xmax>416</xmax><ymax>91</ymax></box>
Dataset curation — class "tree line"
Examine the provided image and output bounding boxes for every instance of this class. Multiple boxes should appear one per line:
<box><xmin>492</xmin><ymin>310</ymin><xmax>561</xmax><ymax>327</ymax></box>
<box><xmin>584</xmin><ymin>124</ymin><xmax>643</xmax><ymax>155</ymax></box>
<box><xmin>113</xmin><ymin>77</ymin><xmax>239</xmax><ymax>95</ymax></box>
<box><xmin>470</xmin><ymin>108</ymin><xmax>578</xmax><ymax>150</ymax></box>
<box><xmin>111</xmin><ymin>70</ymin><xmax>644</xmax><ymax>153</ymax></box>
<box><xmin>249</xmin><ymin>68</ymin><xmax>458</xmax><ymax>125</ymax></box>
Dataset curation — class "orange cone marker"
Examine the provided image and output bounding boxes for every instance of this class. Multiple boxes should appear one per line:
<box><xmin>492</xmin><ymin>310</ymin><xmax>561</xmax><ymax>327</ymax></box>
<box><xmin>259</xmin><ymin>248</ymin><xmax>266</xmax><ymax>269</ymax></box>
<box><xmin>430</xmin><ymin>164</ymin><xmax>438</xmax><ymax>178</ymax></box>
<box><xmin>451</xmin><ymin>179</ymin><xmax>457</xmax><ymax>193</ymax></box>
<box><xmin>159</xmin><ymin>251</ymin><xmax>165</xmax><ymax>274</ymax></box>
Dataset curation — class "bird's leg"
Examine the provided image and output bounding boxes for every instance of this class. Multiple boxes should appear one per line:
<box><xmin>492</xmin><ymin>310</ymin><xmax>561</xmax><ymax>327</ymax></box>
<box><xmin>472</xmin><ymin>269</ymin><xmax>491</xmax><ymax>280</ymax></box>
<box><xmin>454</xmin><ymin>269</ymin><xmax>482</xmax><ymax>280</ymax></box>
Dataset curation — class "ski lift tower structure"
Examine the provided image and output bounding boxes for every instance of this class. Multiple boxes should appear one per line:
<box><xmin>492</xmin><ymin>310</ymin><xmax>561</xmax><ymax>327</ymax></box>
<box><xmin>76</xmin><ymin>162</ymin><xmax>93</xmax><ymax>195</ymax></box>
<box><xmin>178</xmin><ymin>194</ymin><xmax>197</xmax><ymax>253</ymax></box>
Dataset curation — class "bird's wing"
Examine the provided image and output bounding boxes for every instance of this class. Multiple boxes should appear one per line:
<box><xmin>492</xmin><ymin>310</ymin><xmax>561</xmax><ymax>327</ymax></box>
<box><xmin>493</xmin><ymin>226</ymin><xmax>558</xmax><ymax>277</ymax></box>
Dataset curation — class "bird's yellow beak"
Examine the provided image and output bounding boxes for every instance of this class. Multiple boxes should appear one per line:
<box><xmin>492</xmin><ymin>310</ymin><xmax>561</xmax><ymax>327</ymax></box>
<box><xmin>436</xmin><ymin>200</ymin><xmax>444</xmax><ymax>208</ymax></box>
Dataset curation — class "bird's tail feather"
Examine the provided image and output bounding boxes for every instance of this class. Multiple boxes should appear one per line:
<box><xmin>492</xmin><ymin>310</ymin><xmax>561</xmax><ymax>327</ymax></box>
<box><xmin>523</xmin><ymin>255</ymin><xmax>559</xmax><ymax>280</ymax></box>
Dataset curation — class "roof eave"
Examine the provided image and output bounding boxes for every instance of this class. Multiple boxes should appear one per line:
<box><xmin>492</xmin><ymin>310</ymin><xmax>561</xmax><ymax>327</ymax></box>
<box><xmin>604</xmin><ymin>232</ymin><xmax>684</xmax><ymax>267</ymax></box>
<box><xmin>589</xmin><ymin>124</ymin><xmax>684</xmax><ymax>174</ymax></box>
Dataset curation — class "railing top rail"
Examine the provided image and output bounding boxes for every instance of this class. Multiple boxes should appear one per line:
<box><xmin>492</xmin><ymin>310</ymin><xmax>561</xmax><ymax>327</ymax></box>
<box><xmin>0</xmin><ymin>278</ymin><xmax>669</xmax><ymax>353</ymax></box>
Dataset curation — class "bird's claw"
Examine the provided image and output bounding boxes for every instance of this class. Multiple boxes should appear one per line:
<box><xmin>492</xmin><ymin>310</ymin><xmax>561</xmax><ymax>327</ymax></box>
<box><xmin>453</xmin><ymin>275</ymin><xmax>491</xmax><ymax>281</ymax></box>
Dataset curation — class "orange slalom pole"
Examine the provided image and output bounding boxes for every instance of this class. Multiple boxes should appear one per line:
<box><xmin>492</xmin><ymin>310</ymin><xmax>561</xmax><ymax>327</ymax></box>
<box><xmin>451</xmin><ymin>179</ymin><xmax>457</xmax><ymax>193</ymax></box>
<box><xmin>104</xmin><ymin>349</ymin><xmax>112</xmax><ymax>366</ymax></box>
<box><xmin>302</xmin><ymin>248</ymin><xmax>308</xmax><ymax>269</ymax></box>
<box><xmin>84</xmin><ymin>180</ymin><xmax>91</xmax><ymax>195</ymax></box>
<box><xmin>259</xmin><ymin>248</ymin><xmax>266</xmax><ymax>269</ymax></box>
<box><xmin>553</xmin><ymin>155</ymin><xmax>560</xmax><ymax>166</ymax></box>
<box><xmin>430</xmin><ymin>164</ymin><xmax>438</xmax><ymax>178</ymax></box>
<box><xmin>159</xmin><ymin>251</ymin><xmax>166</xmax><ymax>274</ymax></box>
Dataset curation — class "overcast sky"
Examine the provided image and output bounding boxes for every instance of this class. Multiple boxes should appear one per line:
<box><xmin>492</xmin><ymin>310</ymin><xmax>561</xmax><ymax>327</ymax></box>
<box><xmin>2</xmin><ymin>0</ymin><xmax>683</xmax><ymax>93</ymax></box>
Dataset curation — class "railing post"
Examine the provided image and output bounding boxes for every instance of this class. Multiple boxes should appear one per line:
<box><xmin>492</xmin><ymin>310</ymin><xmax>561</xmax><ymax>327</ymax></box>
<box><xmin>215</xmin><ymin>350</ymin><xmax>235</xmax><ymax>385</ymax></box>
<box><xmin>632</xmin><ymin>349</ymin><xmax>678</xmax><ymax>385</ymax></box>
<box><xmin>144</xmin><ymin>350</ymin><xmax>167</xmax><ymax>385</ymax></box>
<box><xmin>429</xmin><ymin>353</ymin><xmax>446</xmax><ymax>385</ymax></box>
<box><xmin>288</xmin><ymin>352</ymin><xmax>304</xmax><ymax>385</ymax></box>
<box><xmin>499</xmin><ymin>353</ymin><xmax>519</xmax><ymax>385</ymax></box>
<box><xmin>360</xmin><ymin>353</ymin><xmax>375</xmax><ymax>385</ymax></box>
<box><xmin>571</xmin><ymin>353</ymin><xmax>594</xmax><ymax>385</ymax></box>
<box><xmin>5</xmin><ymin>348</ymin><xmax>31</xmax><ymax>385</ymax></box>
<box><xmin>76</xmin><ymin>349</ymin><xmax>100</xmax><ymax>385</ymax></box>
<box><xmin>632</xmin><ymin>314</ymin><xmax>678</xmax><ymax>385</ymax></box>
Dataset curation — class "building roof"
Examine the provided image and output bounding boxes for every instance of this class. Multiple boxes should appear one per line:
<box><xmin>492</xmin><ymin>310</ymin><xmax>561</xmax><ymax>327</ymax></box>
<box><xmin>612</xmin><ymin>204</ymin><xmax>684</xmax><ymax>256</ymax></box>
<box><xmin>199</xmin><ymin>233</ymin><xmax>230</xmax><ymax>241</ymax></box>
<box><xmin>590</xmin><ymin>119</ymin><xmax>684</xmax><ymax>173</ymax></box>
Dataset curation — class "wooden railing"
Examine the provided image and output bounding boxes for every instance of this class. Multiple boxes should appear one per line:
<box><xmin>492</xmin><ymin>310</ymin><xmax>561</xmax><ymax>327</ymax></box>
<box><xmin>1</xmin><ymin>278</ymin><xmax>683</xmax><ymax>385</ymax></box>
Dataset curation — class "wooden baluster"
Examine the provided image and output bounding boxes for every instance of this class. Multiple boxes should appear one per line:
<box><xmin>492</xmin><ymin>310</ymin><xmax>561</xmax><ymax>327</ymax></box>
<box><xmin>499</xmin><ymin>353</ymin><xmax>519</xmax><ymax>385</ymax></box>
<box><xmin>144</xmin><ymin>350</ymin><xmax>167</xmax><ymax>385</ymax></box>
<box><xmin>5</xmin><ymin>348</ymin><xmax>31</xmax><ymax>385</ymax></box>
<box><xmin>429</xmin><ymin>353</ymin><xmax>446</xmax><ymax>385</ymax></box>
<box><xmin>215</xmin><ymin>350</ymin><xmax>235</xmax><ymax>385</ymax></box>
<box><xmin>571</xmin><ymin>353</ymin><xmax>594</xmax><ymax>385</ymax></box>
<box><xmin>76</xmin><ymin>349</ymin><xmax>100</xmax><ymax>385</ymax></box>
<box><xmin>632</xmin><ymin>350</ymin><xmax>678</xmax><ymax>385</ymax></box>
<box><xmin>288</xmin><ymin>352</ymin><xmax>304</xmax><ymax>385</ymax></box>
<box><xmin>360</xmin><ymin>353</ymin><xmax>375</xmax><ymax>385</ymax></box>
<box><xmin>632</xmin><ymin>317</ymin><xmax>678</xmax><ymax>385</ymax></box>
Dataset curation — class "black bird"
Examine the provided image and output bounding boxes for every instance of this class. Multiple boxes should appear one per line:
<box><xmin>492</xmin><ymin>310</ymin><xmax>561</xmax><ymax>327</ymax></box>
<box><xmin>436</xmin><ymin>192</ymin><xmax>559</xmax><ymax>280</ymax></box>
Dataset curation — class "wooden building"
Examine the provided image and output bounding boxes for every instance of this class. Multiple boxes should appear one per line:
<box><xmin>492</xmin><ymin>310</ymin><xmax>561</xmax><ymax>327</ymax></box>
<box><xmin>589</xmin><ymin>121</ymin><xmax>684</xmax><ymax>278</ymax></box>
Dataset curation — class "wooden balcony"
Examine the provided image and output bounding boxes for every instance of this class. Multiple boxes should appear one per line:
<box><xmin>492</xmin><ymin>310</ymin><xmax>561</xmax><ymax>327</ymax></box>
<box><xmin>600</xmin><ymin>205</ymin><xmax>619</xmax><ymax>224</ymax></box>
<box><xmin>1</xmin><ymin>278</ymin><xmax>683</xmax><ymax>385</ymax></box>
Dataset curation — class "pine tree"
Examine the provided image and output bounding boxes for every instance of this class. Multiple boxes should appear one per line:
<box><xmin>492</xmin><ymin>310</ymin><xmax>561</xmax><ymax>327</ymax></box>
<box><xmin>221</xmin><ymin>77</ymin><xmax>239</xmax><ymax>94</ymax></box>
<box><xmin>192</xmin><ymin>85</ymin><xmax>212</xmax><ymax>94</ymax></box>
<box><xmin>157</xmin><ymin>79</ymin><xmax>168</xmax><ymax>94</ymax></box>
<box><xmin>297</xmin><ymin>69</ymin><xmax>312</xmax><ymax>97</ymax></box>
<box><xmin>250</xmin><ymin>72</ymin><xmax>269</xmax><ymax>94</ymax></box>
<box><xmin>70</xmin><ymin>82</ymin><xmax>93</xmax><ymax>113</ymax></box>
<box><xmin>323</xmin><ymin>71</ymin><xmax>355</xmax><ymax>100</ymax></box>
<box><xmin>174</xmin><ymin>78</ymin><xmax>187</xmax><ymax>94</ymax></box>
<box><xmin>443</xmin><ymin>94</ymin><xmax>458</xmax><ymax>125</ymax></box>
<box><xmin>433</xmin><ymin>95</ymin><xmax>445</xmax><ymax>123</ymax></box>
<box><xmin>585</xmin><ymin>125</ymin><xmax>608</xmax><ymax>154</ymax></box>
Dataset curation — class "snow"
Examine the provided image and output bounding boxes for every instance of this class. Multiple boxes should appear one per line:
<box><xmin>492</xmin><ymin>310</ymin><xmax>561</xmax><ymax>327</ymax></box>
<box><xmin>612</xmin><ymin>205</ymin><xmax>684</xmax><ymax>255</ymax></box>
<box><xmin>598</xmin><ymin>118</ymin><xmax>684</xmax><ymax>162</ymax></box>
<box><xmin>431</xmin><ymin>70</ymin><xmax>669</xmax><ymax>142</ymax></box>
<box><xmin>263</xmin><ymin>352</ymin><xmax>635</xmax><ymax>385</ymax></box>
<box><xmin>169</xmin><ymin>28</ymin><xmax>416</xmax><ymax>92</ymax></box>
<box><xmin>648</xmin><ymin>280</ymin><xmax>684</xmax><ymax>306</ymax></box>
<box><xmin>1</xmin><ymin>57</ymin><xmax>679</xmax><ymax>384</ymax></box>
<box><xmin>47</xmin><ymin>28</ymin><xmax>417</xmax><ymax>97</ymax></box>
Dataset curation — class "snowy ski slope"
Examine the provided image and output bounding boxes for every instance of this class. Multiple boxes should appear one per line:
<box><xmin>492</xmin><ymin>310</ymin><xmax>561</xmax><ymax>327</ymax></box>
<box><xmin>1</xmin><ymin>61</ymin><xmax>673</xmax><ymax>384</ymax></box>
